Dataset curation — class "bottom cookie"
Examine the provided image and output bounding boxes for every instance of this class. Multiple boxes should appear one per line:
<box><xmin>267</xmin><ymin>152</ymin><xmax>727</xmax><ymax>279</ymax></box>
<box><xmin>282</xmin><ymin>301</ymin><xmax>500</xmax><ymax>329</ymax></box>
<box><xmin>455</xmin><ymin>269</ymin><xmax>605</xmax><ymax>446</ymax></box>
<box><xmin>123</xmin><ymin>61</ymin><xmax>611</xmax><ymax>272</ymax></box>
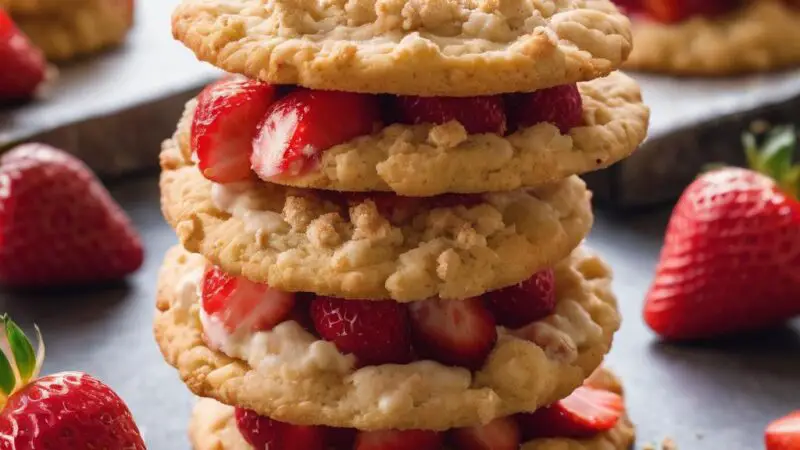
<box><xmin>188</xmin><ymin>368</ymin><xmax>635</xmax><ymax>450</ymax></box>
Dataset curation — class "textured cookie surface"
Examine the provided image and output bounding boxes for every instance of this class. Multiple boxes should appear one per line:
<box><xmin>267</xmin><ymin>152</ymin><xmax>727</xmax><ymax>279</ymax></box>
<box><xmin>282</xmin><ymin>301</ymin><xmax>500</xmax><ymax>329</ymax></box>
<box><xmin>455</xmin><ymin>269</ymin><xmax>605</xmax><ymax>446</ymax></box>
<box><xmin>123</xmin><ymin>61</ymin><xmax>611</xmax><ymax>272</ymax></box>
<box><xmin>171</xmin><ymin>0</ymin><xmax>632</xmax><ymax>96</ymax></box>
<box><xmin>155</xmin><ymin>245</ymin><xmax>620</xmax><ymax>430</ymax></box>
<box><xmin>6</xmin><ymin>0</ymin><xmax>83</xmax><ymax>14</ymax></box>
<box><xmin>176</xmin><ymin>71</ymin><xmax>648</xmax><ymax>196</ymax></box>
<box><xmin>625</xmin><ymin>1</ymin><xmax>800</xmax><ymax>75</ymax></box>
<box><xmin>160</xmin><ymin>134</ymin><xmax>593</xmax><ymax>301</ymax></box>
<box><xmin>15</xmin><ymin>0</ymin><xmax>133</xmax><ymax>62</ymax></box>
<box><xmin>188</xmin><ymin>368</ymin><xmax>634</xmax><ymax>449</ymax></box>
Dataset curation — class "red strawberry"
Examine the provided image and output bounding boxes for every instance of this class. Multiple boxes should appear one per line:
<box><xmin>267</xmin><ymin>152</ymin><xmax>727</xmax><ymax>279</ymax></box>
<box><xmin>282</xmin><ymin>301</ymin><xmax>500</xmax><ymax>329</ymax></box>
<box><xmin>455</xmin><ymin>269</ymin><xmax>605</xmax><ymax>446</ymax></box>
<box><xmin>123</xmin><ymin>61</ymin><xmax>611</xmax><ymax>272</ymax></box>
<box><xmin>235</xmin><ymin>407</ymin><xmax>325</xmax><ymax>450</ymax></box>
<box><xmin>355</xmin><ymin>429</ymin><xmax>444</xmax><ymax>450</ymax></box>
<box><xmin>310</xmin><ymin>296</ymin><xmax>413</xmax><ymax>366</ymax></box>
<box><xmin>766</xmin><ymin>411</ymin><xmax>800</xmax><ymax>450</ymax></box>
<box><xmin>644</xmin><ymin>127</ymin><xmax>800</xmax><ymax>340</ymax></box>
<box><xmin>641</xmin><ymin>0</ymin><xmax>737</xmax><ymax>23</ymax></box>
<box><xmin>0</xmin><ymin>144</ymin><xmax>143</xmax><ymax>286</ymax></box>
<box><xmin>252</xmin><ymin>89</ymin><xmax>380</xmax><ymax>180</ymax></box>
<box><xmin>506</xmin><ymin>84</ymin><xmax>583</xmax><ymax>134</ymax></box>
<box><xmin>483</xmin><ymin>269</ymin><xmax>556</xmax><ymax>328</ymax></box>
<box><xmin>408</xmin><ymin>297</ymin><xmax>497</xmax><ymax>370</ymax></box>
<box><xmin>517</xmin><ymin>386</ymin><xmax>624</xmax><ymax>439</ymax></box>
<box><xmin>191</xmin><ymin>77</ymin><xmax>278</xmax><ymax>183</ymax></box>
<box><xmin>612</xmin><ymin>0</ymin><xmax>643</xmax><ymax>13</ymax></box>
<box><xmin>201</xmin><ymin>265</ymin><xmax>295</xmax><ymax>334</ymax></box>
<box><xmin>450</xmin><ymin>417</ymin><xmax>521</xmax><ymax>450</ymax></box>
<box><xmin>0</xmin><ymin>316</ymin><xmax>145</xmax><ymax>450</ymax></box>
<box><xmin>326</xmin><ymin>427</ymin><xmax>358</xmax><ymax>450</ymax></box>
<box><xmin>393</xmin><ymin>95</ymin><xmax>507</xmax><ymax>135</ymax></box>
<box><xmin>0</xmin><ymin>10</ymin><xmax>47</xmax><ymax>101</ymax></box>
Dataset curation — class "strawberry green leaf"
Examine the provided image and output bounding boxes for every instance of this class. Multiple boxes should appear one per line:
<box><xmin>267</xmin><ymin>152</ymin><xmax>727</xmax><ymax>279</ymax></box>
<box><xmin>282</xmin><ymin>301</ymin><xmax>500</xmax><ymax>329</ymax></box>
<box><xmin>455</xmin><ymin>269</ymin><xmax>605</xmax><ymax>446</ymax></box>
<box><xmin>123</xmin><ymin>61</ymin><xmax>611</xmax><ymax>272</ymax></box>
<box><xmin>0</xmin><ymin>350</ymin><xmax>15</xmax><ymax>397</ymax></box>
<box><xmin>759</xmin><ymin>126</ymin><xmax>796</xmax><ymax>180</ymax></box>
<box><xmin>4</xmin><ymin>317</ymin><xmax>35</xmax><ymax>382</ymax></box>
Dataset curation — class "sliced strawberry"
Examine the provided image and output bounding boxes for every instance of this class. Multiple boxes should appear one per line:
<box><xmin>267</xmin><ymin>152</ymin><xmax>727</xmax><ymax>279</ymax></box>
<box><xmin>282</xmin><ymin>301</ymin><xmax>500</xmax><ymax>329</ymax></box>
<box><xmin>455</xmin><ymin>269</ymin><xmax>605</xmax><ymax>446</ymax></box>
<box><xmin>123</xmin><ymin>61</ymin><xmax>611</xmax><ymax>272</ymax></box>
<box><xmin>310</xmin><ymin>296</ymin><xmax>413</xmax><ymax>366</ymax></box>
<box><xmin>506</xmin><ymin>84</ymin><xmax>583</xmax><ymax>134</ymax></box>
<box><xmin>201</xmin><ymin>265</ymin><xmax>295</xmax><ymax>334</ymax></box>
<box><xmin>408</xmin><ymin>297</ymin><xmax>497</xmax><ymax>370</ymax></box>
<box><xmin>393</xmin><ymin>95</ymin><xmax>507</xmax><ymax>135</ymax></box>
<box><xmin>234</xmin><ymin>407</ymin><xmax>325</xmax><ymax>450</ymax></box>
<box><xmin>766</xmin><ymin>411</ymin><xmax>800</xmax><ymax>450</ymax></box>
<box><xmin>517</xmin><ymin>386</ymin><xmax>624</xmax><ymax>439</ymax></box>
<box><xmin>355</xmin><ymin>429</ymin><xmax>444</xmax><ymax>450</ymax></box>
<box><xmin>612</xmin><ymin>0</ymin><xmax>643</xmax><ymax>13</ymax></box>
<box><xmin>642</xmin><ymin>0</ymin><xmax>737</xmax><ymax>23</ymax></box>
<box><xmin>483</xmin><ymin>269</ymin><xmax>556</xmax><ymax>329</ymax></box>
<box><xmin>191</xmin><ymin>77</ymin><xmax>278</xmax><ymax>183</ymax></box>
<box><xmin>252</xmin><ymin>89</ymin><xmax>380</xmax><ymax>180</ymax></box>
<box><xmin>450</xmin><ymin>417</ymin><xmax>521</xmax><ymax>450</ymax></box>
<box><xmin>0</xmin><ymin>10</ymin><xmax>47</xmax><ymax>101</ymax></box>
<box><xmin>326</xmin><ymin>427</ymin><xmax>358</xmax><ymax>450</ymax></box>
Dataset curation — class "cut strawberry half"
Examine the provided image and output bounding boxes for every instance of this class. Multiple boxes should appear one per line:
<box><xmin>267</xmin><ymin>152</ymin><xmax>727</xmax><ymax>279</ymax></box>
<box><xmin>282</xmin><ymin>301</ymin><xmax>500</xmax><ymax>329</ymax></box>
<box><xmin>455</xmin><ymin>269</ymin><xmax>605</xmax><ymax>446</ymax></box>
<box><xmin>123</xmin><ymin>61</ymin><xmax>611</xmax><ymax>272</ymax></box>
<box><xmin>0</xmin><ymin>10</ymin><xmax>47</xmax><ymax>101</ymax></box>
<box><xmin>201</xmin><ymin>265</ymin><xmax>295</xmax><ymax>334</ymax></box>
<box><xmin>191</xmin><ymin>77</ymin><xmax>278</xmax><ymax>183</ymax></box>
<box><xmin>766</xmin><ymin>411</ymin><xmax>800</xmax><ymax>450</ymax></box>
<box><xmin>450</xmin><ymin>417</ymin><xmax>521</xmax><ymax>450</ymax></box>
<box><xmin>506</xmin><ymin>84</ymin><xmax>583</xmax><ymax>134</ymax></box>
<box><xmin>393</xmin><ymin>95</ymin><xmax>507</xmax><ymax>135</ymax></box>
<box><xmin>408</xmin><ymin>297</ymin><xmax>497</xmax><ymax>370</ymax></box>
<box><xmin>483</xmin><ymin>269</ymin><xmax>556</xmax><ymax>329</ymax></box>
<box><xmin>252</xmin><ymin>89</ymin><xmax>380</xmax><ymax>180</ymax></box>
<box><xmin>517</xmin><ymin>386</ymin><xmax>624</xmax><ymax>439</ymax></box>
<box><xmin>310</xmin><ymin>296</ymin><xmax>413</xmax><ymax>366</ymax></box>
<box><xmin>234</xmin><ymin>407</ymin><xmax>325</xmax><ymax>450</ymax></box>
<box><xmin>642</xmin><ymin>0</ymin><xmax>737</xmax><ymax>23</ymax></box>
<box><xmin>354</xmin><ymin>429</ymin><xmax>444</xmax><ymax>450</ymax></box>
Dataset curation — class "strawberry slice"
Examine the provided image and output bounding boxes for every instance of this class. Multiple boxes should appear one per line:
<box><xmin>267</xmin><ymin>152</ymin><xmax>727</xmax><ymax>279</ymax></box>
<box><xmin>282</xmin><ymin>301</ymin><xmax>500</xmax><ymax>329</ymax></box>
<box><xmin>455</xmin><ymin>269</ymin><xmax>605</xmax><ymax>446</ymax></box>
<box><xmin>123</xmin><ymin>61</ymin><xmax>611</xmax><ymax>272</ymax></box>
<box><xmin>642</xmin><ymin>0</ymin><xmax>736</xmax><ymax>23</ymax></box>
<box><xmin>408</xmin><ymin>297</ymin><xmax>497</xmax><ymax>370</ymax></box>
<box><xmin>393</xmin><ymin>95</ymin><xmax>507</xmax><ymax>135</ymax></box>
<box><xmin>517</xmin><ymin>386</ymin><xmax>624</xmax><ymax>439</ymax></box>
<box><xmin>326</xmin><ymin>427</ymin><xmax>358</xmax><ymax>450</ymax></box>
<box><xmin>252</xmin><ymin>89</ymin><xmax>380</xmax><ymax>180</ymax></box>
<box><xmin>234</xmin><ymin>407</ymin><xmax>325</xmax><ymax>450</ymax></box>
<box><xmin>191</xmin><ymin>77</ymin><xmax>278</xmax><ymax>183</ymax></box>
<box><xmin>451</xmin><ymin>417</ymin><xmax>521</xmax><ymax>450</ymax></box>
<box><xmin>310</xmin><ymin>296</ymin><xmax>413</xmax><ymax>366</ymax></box>
<box><xmin>766</xmin><ymin>411</ymin><xmax>800</xmax><ymax>450</ymax></box>
<box><xmin>354</xmin><ymin>429</ymin><xmax>444</xmax><ymax>450</ymax></box>
<box><xmin>506</xmin><ymin>84</ymin><xmax>583</xmax><ymax>134</ymax></box>
<box><xmin>483</xmin><ymin>269</ymin><xmax>556</xmax><ymax>329</ymax></box>
<box><xmin>0</xmin><ymin>10</ymin><xmax>47</xmax><ymax>101</ymax></box>
<box><xmin>201</xmin><ymin>265</ymin><xmax>295</xmax><ymax>334</ymax></box>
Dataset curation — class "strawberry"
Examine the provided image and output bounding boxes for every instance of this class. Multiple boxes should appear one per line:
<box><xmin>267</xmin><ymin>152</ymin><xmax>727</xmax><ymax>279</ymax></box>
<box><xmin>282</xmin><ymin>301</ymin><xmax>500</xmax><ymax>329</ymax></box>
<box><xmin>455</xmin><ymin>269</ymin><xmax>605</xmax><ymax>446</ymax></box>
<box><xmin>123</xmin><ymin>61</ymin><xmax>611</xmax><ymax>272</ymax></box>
<box><xmin>641</xmin><ymin>0</ymin><xmax>737</xmax><ymax>23</ymax></box>
<box><xmin>201</xmin><ymin>265</ymin><xmax>295</xmax><ymax>334</ymax></box>
<box><xmin>505</xmin><ymin>84</ymin><xmax>583</xmax><ymax>134</ymax></box>
<box><xmin>644</xmin><ymin>127</ymin><xmax>800</xmax><ymax>340</ymax></box>
<box><xmin>450</xmin><ymin>417</ymin><xmax>521</xmax><ymax>450</ymax></box>
<box><xmin>191</xmin><ymin>77</ymin><xmax>278</xmax><ymax>183</ymax></box>
<box><xmin>0</xmin><ymin>144</ymin><xmax>143</xmax><ymax>287</ymax></box>
<box><xmin>612</xmin><ymin>0</ymin><xmax>643</xmax><ymax>13</ymax></box>
<box><xmin>408</xmin><ymin>297</ymin><xmax>497</xmax><ymax>370</ymax></box>
<box><xmin>326</xmin><ymin>427</ymin><xmax>358</xmax><ymax>450</ymax></box>
<box><xmin>483</xmin><ymin>269</ymin><xmax>556</xmax><ymax>328</ymax></box>
<box><xmin>393</xmin><ymin>95</ymin><xmax>507</xmax><ymax>135</ymax></box>
<box><xmin>517</xmin><ymin>386</ymin><xmax>624</xmax><ymax>439</ymax></box>
<box><xmin>235</xmin><ymin>407</ymin><xmax>325</xmax><ymax>450</ymax></box>
<box><xmin>252</xmin><ymin>89</ymin><xmax>380</xmax><ymax>180</ymax></box>
<box><xmin>0</xmin><ymin>10</ymin><xmax>47</xmax><ymax>101</ymax></box>
<box><xmin>310</xmin><ymin>296</ymin><xmax>413</xmax><ymax>366</ymax></box>
<box><xmin>0</xmin><ymin>316</ymin><xmax>145</xmax><ymax>450</ymax></box>
<box><xmin>766</xmin><ymin>411</ymin><xmax>800</xmax><ymax>450</ymax></box>
<box><xmin>355</xmin><ymin>429</ymin><xmax>444</xmax><ymax>450</ymax></box>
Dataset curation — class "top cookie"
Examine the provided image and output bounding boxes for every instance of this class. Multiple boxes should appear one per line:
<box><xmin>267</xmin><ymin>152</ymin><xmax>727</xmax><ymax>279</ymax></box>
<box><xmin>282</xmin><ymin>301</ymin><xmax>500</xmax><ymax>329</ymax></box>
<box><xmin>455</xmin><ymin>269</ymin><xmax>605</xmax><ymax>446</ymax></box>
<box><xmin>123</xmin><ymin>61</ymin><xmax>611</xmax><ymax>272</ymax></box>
<box><xmin>171</xmin><ymin>0</ymin><xmax>633</xmax><ymax>96</ymax></box>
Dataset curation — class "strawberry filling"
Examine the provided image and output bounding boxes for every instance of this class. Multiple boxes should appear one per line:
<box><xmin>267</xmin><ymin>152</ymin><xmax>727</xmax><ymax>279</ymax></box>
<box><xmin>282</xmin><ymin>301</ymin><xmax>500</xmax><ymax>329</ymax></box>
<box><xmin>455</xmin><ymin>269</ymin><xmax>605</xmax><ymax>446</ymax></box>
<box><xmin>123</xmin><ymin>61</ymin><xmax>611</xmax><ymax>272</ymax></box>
<box><xmin>612</xmin><ymin>0</ymin><xmax>788</xmax><ymax>24</ymax></box>
<box><xmin>200</xmin><ymin>263</ymin><xmax>557</xmax><ymax>371</ymax></box>
<box><xmin>190</xmin><ymin>80</ymin><xmax>584</xmax><ymax>184</ymax></box>
<box><xmin>233</xmin><ymin>382</ymin><xmax>625</xmax><ymax>450</ymax></box>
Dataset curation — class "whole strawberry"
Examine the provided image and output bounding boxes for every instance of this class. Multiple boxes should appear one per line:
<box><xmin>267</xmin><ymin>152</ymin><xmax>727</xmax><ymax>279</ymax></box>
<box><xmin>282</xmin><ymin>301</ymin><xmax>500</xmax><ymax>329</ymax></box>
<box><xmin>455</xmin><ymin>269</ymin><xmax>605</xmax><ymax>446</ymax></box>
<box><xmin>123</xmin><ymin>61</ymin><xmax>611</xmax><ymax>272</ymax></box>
<box><xmin>0</xmin><ymin>143</ymin><xmax>144</xmax><ymax>286</ymax></box>
<box><xmin>0</xmin><ymin>316</ymin><xmax>146</xmax><ymax>449</ymax></box>
<box><xmin>0</xmin><ymin>9</ymin><xmax>47</xmax><ymax>100</ymax></box>
<box><xmin>644</xmin><ymin>126</ymin><xmax>800</xmax><ymax>340</ymax></box>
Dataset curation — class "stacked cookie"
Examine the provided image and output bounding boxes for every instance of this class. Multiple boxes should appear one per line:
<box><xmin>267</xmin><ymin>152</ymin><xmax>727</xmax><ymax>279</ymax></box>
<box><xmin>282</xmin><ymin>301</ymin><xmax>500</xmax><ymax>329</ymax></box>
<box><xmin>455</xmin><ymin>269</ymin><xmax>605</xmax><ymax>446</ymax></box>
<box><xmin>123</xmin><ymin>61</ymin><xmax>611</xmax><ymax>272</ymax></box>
<box><xmin>155</xmin><ymin>0</ymin><xmax>649</xmax><ymax>449</ymax></box>
<box><xmin>4</xmin><ymin>0</ymin><xmax>134</xmax><ymax>62</ymax></box>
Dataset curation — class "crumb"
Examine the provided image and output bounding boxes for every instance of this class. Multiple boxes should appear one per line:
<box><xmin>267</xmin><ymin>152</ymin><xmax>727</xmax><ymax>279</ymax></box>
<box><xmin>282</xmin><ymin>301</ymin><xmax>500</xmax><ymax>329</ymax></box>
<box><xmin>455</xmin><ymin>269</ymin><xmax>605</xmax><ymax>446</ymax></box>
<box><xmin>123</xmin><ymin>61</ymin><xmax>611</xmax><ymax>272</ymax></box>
<box><xmin>662</xmin><ymin>437</ymin><xmax>678</xmax><ymax>450</ymax></box>
<box><xmin>642</xmin><ymin>443</ymin><xmax>656</xmax><ymax>450</ymax></box>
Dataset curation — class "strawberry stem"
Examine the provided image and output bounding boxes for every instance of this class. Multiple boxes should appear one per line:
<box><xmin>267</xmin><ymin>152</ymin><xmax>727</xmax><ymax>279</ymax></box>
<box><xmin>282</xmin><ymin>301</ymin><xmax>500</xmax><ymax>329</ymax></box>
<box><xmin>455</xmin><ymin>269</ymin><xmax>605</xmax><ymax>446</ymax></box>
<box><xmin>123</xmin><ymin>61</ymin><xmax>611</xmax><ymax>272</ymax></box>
<box><xmin>0</xmin><ymin>315</ymin><xmax>45</xmax><ymax>411</ymax></box>
<box><xmin>742</xmin><ymin>125</ymin><xmax>799</xmax><ymax>200</ymax></box>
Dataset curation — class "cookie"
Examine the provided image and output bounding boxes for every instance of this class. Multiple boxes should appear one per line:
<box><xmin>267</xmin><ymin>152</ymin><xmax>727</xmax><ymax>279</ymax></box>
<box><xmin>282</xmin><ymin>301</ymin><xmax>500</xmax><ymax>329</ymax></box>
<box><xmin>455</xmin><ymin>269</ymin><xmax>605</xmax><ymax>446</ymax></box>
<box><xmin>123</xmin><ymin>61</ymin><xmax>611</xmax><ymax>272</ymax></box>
<box><xmin>5</xmin><ymin>0</ymin><xmax>82</xmax><ymax>14</ymax></box>
<box><xmin>178</xmin><ymin>71</ymin><xmax>649</xmax><ymax>196</ymax></box>
<box><xmin>171</xmin><ymin>0</ymin><xmax>632</xmax><ymax>96</ymax></box>
<box><xmin>155</xmin><ymin>245</ymin><xmax>620</xmax><ymax>430</ymax></box>
<box><xmin>625</xmin><ymin>0</ymin><xmax>800</xmax><ymax>75</ymax></box>
<box><xmin>187</xmin><ymin>368</ymin><xmax>634</xmax><ymax>450</ymax></box>
<box><xmin>14</xmin><ymin>0</ymin><xmax>134</xmax><ymax>62</ymax></box>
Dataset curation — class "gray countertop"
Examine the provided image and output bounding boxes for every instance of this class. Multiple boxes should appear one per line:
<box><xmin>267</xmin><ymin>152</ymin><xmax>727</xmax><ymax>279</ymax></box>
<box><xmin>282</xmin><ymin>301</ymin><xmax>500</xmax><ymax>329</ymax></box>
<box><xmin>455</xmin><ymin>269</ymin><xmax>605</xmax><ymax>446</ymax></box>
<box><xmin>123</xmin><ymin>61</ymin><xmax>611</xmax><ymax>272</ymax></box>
<box><xmin>0</xmin><ymin>175</ymin><xmax>797</xmax><ymax>449</ymax></box>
